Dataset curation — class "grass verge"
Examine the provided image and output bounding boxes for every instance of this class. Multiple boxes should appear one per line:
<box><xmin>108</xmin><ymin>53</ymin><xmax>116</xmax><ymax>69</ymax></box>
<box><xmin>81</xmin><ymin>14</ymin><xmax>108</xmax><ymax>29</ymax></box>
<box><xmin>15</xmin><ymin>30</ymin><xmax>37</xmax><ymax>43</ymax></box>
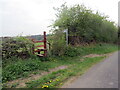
<box><xmin>25</xmin><ymin>56</ymin><xmax>105</xmax><ymax>88</ymax></box>
<box><xmin>2</xmin><ymin>43</ymin><xmax>118</xmax><ymax>85</ymax></box>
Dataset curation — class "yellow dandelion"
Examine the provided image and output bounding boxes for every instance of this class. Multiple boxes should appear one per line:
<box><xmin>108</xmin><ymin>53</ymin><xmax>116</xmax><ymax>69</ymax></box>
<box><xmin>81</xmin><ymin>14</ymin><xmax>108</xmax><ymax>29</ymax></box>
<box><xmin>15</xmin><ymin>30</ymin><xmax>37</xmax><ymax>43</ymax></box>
<box><xmin>42</xmin><ymin>85</ymin><xmax>49</xmax><ymax>88</ymax></box>
<box><xmin>56</xmin><ymin>79</ymin><xmax>59</xmax><ymax>81</ymax></box>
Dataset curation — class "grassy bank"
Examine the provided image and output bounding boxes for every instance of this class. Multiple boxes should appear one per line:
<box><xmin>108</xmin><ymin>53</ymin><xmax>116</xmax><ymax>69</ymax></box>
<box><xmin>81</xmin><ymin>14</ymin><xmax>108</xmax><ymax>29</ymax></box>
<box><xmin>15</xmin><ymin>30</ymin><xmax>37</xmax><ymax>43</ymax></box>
<box><xmin>25</xmin><ymin>56</ymin><xmax>105</xmax><ymax>88</ymax></box>
<box><xmin>2</xmin><ymin>43</ymin><xmax>118</xmax><ymax>88</ymax></box>
<box><xmin>75</xmin><ymin>43</ymin><xmax>118</xmax><ymax>56</ymax></box>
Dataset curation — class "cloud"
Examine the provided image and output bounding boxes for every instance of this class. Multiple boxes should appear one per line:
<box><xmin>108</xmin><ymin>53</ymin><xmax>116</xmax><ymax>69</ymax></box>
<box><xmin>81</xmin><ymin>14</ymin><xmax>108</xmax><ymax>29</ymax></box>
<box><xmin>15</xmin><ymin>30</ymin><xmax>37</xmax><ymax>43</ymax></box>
<box><xmin>118</xmin><ymin>1</ymin><xmax>120</xmax><ymax>26</ymax></box>
<box><xmin>0</xmin><ymin>0</ymin><xmax>119</xmax><ymax>36</ymax></box>
<box><xmin>1</xmin><ymin>0</ymin><xmax>55</xmax><ymax>36</ymax></box>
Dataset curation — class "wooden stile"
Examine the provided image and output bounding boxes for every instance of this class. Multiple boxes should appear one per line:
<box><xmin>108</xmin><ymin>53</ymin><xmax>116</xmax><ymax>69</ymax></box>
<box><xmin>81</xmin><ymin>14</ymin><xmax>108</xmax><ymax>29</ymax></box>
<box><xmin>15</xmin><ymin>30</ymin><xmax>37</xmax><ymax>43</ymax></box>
<box><xmin>31</xmin><ymin>31</ymin><xmax>47</xmax><ymax>57</ymax></box>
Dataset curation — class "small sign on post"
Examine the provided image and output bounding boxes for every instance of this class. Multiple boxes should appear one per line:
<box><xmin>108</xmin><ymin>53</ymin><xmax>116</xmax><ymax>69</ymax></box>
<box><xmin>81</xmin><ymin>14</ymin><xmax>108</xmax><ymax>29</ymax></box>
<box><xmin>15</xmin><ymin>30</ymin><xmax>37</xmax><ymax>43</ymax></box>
<box><xmin>63</xmin><ymin>29</ymin><xmax>68</xmax><ymax>46</ymax></box>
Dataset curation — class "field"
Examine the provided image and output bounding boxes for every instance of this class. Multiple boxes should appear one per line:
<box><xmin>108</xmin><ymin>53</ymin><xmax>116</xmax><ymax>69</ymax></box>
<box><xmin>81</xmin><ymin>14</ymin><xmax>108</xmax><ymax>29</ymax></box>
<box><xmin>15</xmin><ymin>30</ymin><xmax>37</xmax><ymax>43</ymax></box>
<box><xmin>34</xmin><ymin>42</ymin><xmax>44</xmax><ymax>55</ymax></box>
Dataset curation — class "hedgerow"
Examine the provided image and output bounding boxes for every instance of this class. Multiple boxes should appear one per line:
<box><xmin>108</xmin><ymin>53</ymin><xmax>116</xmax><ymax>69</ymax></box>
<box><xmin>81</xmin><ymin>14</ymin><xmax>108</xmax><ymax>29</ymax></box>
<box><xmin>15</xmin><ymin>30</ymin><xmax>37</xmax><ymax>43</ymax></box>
<box><xmin>52</xmin><ymin>4</ymin><xmax>118</xmax><ymax>44</ymax></box>
<box><xmin>2</xmin><ymin>37</ymin><xmax>34</xmax><ymax>62</ymax></box>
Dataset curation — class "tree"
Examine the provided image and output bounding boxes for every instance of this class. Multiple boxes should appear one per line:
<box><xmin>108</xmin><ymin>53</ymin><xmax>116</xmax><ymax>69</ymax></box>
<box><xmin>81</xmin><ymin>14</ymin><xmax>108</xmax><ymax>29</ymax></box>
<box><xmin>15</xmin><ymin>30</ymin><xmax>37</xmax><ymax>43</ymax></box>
<box><xmin>52</xmin><ymin>4</ymin><xmax>118</xmax><ymax>44</ymax></box>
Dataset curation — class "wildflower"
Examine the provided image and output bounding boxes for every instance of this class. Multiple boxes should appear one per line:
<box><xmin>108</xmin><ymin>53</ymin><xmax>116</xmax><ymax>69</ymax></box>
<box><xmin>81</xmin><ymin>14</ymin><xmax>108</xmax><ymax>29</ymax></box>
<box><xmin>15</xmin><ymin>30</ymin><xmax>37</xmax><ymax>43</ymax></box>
<box><xmin>50</xmin><ymin>80</ymin><xmax>52</xmax><ymax>82</ymax></box>
<box><xmin>42</xmin><ymin>85</ymin><xmax>49</xmax><ymax>88</ymax></box>
<box><xmin>56</xmin><ymin>79</ymin><xmax>59</xmax><ymax>81</ymax></box>
<box><xmin>60</xmin><ymin>83</ymin><xmax>62</xmax><ymax>85</ymax></box>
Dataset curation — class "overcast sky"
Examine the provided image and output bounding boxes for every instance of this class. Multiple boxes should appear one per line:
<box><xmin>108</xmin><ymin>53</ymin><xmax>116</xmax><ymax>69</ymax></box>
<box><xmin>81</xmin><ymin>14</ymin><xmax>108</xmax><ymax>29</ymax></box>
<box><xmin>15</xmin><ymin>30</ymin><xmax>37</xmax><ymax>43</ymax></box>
<box><xmin>0</xmin><ymin>0</ymin><xmax>119</xmax><ymax>37</ymax></box>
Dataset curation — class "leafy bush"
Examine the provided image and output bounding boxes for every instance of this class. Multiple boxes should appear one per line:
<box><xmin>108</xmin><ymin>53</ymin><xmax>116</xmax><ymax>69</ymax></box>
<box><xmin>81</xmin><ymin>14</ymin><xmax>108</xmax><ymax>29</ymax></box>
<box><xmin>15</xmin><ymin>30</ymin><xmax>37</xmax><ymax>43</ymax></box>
<box><xmin>64</xmin><ymin>46</ymin><xmax>80</xmax><ymax>57</ymax></box>
<box><xmin>48</xmin><ymin>30</ymin><xmax>66</xmax><ymax>56</ymax></box>
<box><xmin>48</xmin><ymin>30</ymin><xmax>80</xmax><ymax>57</ymax></box>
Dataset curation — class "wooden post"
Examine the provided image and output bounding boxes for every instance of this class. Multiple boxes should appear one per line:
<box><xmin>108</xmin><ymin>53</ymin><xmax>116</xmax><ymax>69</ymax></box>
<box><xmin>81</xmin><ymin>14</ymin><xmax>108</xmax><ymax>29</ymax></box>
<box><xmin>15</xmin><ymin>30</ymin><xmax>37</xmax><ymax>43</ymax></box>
<box><xmin>44</xmin><ymin>31</ymin><xmax>47</xmax><ymax>56</ymax></box>
<box><xmin>31</xmin><ymin>39</ymin><xmax>35</xmax><ymax>54</ymax></box>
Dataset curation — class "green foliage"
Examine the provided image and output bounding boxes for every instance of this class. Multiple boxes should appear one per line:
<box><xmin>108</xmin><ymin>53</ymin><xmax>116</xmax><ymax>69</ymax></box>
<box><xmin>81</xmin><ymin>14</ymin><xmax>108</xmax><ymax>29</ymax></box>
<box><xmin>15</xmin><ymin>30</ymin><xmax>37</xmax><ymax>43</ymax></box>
<box><xmin>48</xmin><ymin>30</ymin><xmax>66</xmax><ymax>56</ymax></box>
<box><xmin>26</xmin><ymin>56</ymin><xmax>105</xmax><ymax>88</ymax></box>
<box><xmin>64</xmin><ymin>43</ymin><xmax>118</xmax><ymax>57</ymax></box>
<box><xmin>2</xmin><ymin>37</ymin><xmax>34</xmax><ymax>62</ymax></box>
<box><xmin>99</xmin><ymin>20</ymin><xmax>118</xmax><ymax>43</ymax></box>
<box><xmin>76</xmin><ymin>43</ymin><xmax>118</xmax><ymax>56</ymax></box>
<box><xmin>48</xmin><ymin>31</ymin><xmax>81</xmax><ymax>56</ymax></box>
<box><xmin>52</xmin><ymin>4</ymin><xmax>118</xmax><ymax>44</ymax></box>
<box><xmin>2</xmin><ymin>43</ymin><xmax>118</xmax><ymax>84</ymax></box>
<box><xmin>64</xmin><ymin>46</ymin><xmax>80</xmax><ymax>57</ymax></box>
<box><xmin>118</xmin><ymin>26</ymin><xmax>120</xmax><ymax>45</ymax></box>
<box><xmin>2</xmin><ymin>58</ymin><xmax>61</xmax><ymax>83</ymax></box>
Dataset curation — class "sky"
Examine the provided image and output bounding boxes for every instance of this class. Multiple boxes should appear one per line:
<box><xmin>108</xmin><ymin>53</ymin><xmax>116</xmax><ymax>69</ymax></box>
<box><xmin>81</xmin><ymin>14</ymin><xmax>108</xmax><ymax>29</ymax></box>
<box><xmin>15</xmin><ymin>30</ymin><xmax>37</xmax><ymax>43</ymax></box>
<box><xmin>0</xmin><ymin>0</ymin><xmax>119</xmax><ymax>37</ymax></box>
<box><xmin>118</xmin><ymin>1</ymin><xmax>120</xmax><ymax>26</ymax></box>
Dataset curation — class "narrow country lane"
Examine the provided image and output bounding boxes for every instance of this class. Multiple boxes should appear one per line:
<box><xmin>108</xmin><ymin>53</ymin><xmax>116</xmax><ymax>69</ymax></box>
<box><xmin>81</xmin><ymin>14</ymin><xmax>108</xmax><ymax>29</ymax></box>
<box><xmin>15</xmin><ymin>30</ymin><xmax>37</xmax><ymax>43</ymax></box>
<box><xmin>64</xmin><ymin>51</ymin><xmax>118</xmax><ymax>88</ymax></box>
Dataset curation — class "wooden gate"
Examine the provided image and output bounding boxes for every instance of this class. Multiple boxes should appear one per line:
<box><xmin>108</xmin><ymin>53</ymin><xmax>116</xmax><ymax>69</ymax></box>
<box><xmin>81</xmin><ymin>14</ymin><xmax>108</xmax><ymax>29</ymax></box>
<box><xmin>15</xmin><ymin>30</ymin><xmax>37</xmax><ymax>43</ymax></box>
<box><xmin>31</xmin><ymin>31</ymin><xmax>47</xmax><ymax>57</ymax></box>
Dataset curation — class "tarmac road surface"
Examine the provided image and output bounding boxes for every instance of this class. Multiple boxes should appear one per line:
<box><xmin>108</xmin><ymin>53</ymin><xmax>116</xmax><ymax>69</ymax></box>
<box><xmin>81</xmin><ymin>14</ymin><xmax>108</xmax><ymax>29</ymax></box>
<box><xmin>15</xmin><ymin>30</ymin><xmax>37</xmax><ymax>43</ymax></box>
<box><xmin>65</xmin><ymin>51</ymin><xmax>118</xmax><ymax>88</ymax></box>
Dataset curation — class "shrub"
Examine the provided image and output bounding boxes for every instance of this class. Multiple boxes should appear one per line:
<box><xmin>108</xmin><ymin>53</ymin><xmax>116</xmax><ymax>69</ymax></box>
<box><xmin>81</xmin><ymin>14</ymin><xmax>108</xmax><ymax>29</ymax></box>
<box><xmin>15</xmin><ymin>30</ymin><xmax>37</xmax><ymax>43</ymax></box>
<box><xmin>64</xmin><ymin>46</ymin><xmax>80</xmax><ymax>57</ymax></box>
<box><xmin>48</xmin><ymin>30</ymin><xmax>66</xmax><ymax>56</ymax></box>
